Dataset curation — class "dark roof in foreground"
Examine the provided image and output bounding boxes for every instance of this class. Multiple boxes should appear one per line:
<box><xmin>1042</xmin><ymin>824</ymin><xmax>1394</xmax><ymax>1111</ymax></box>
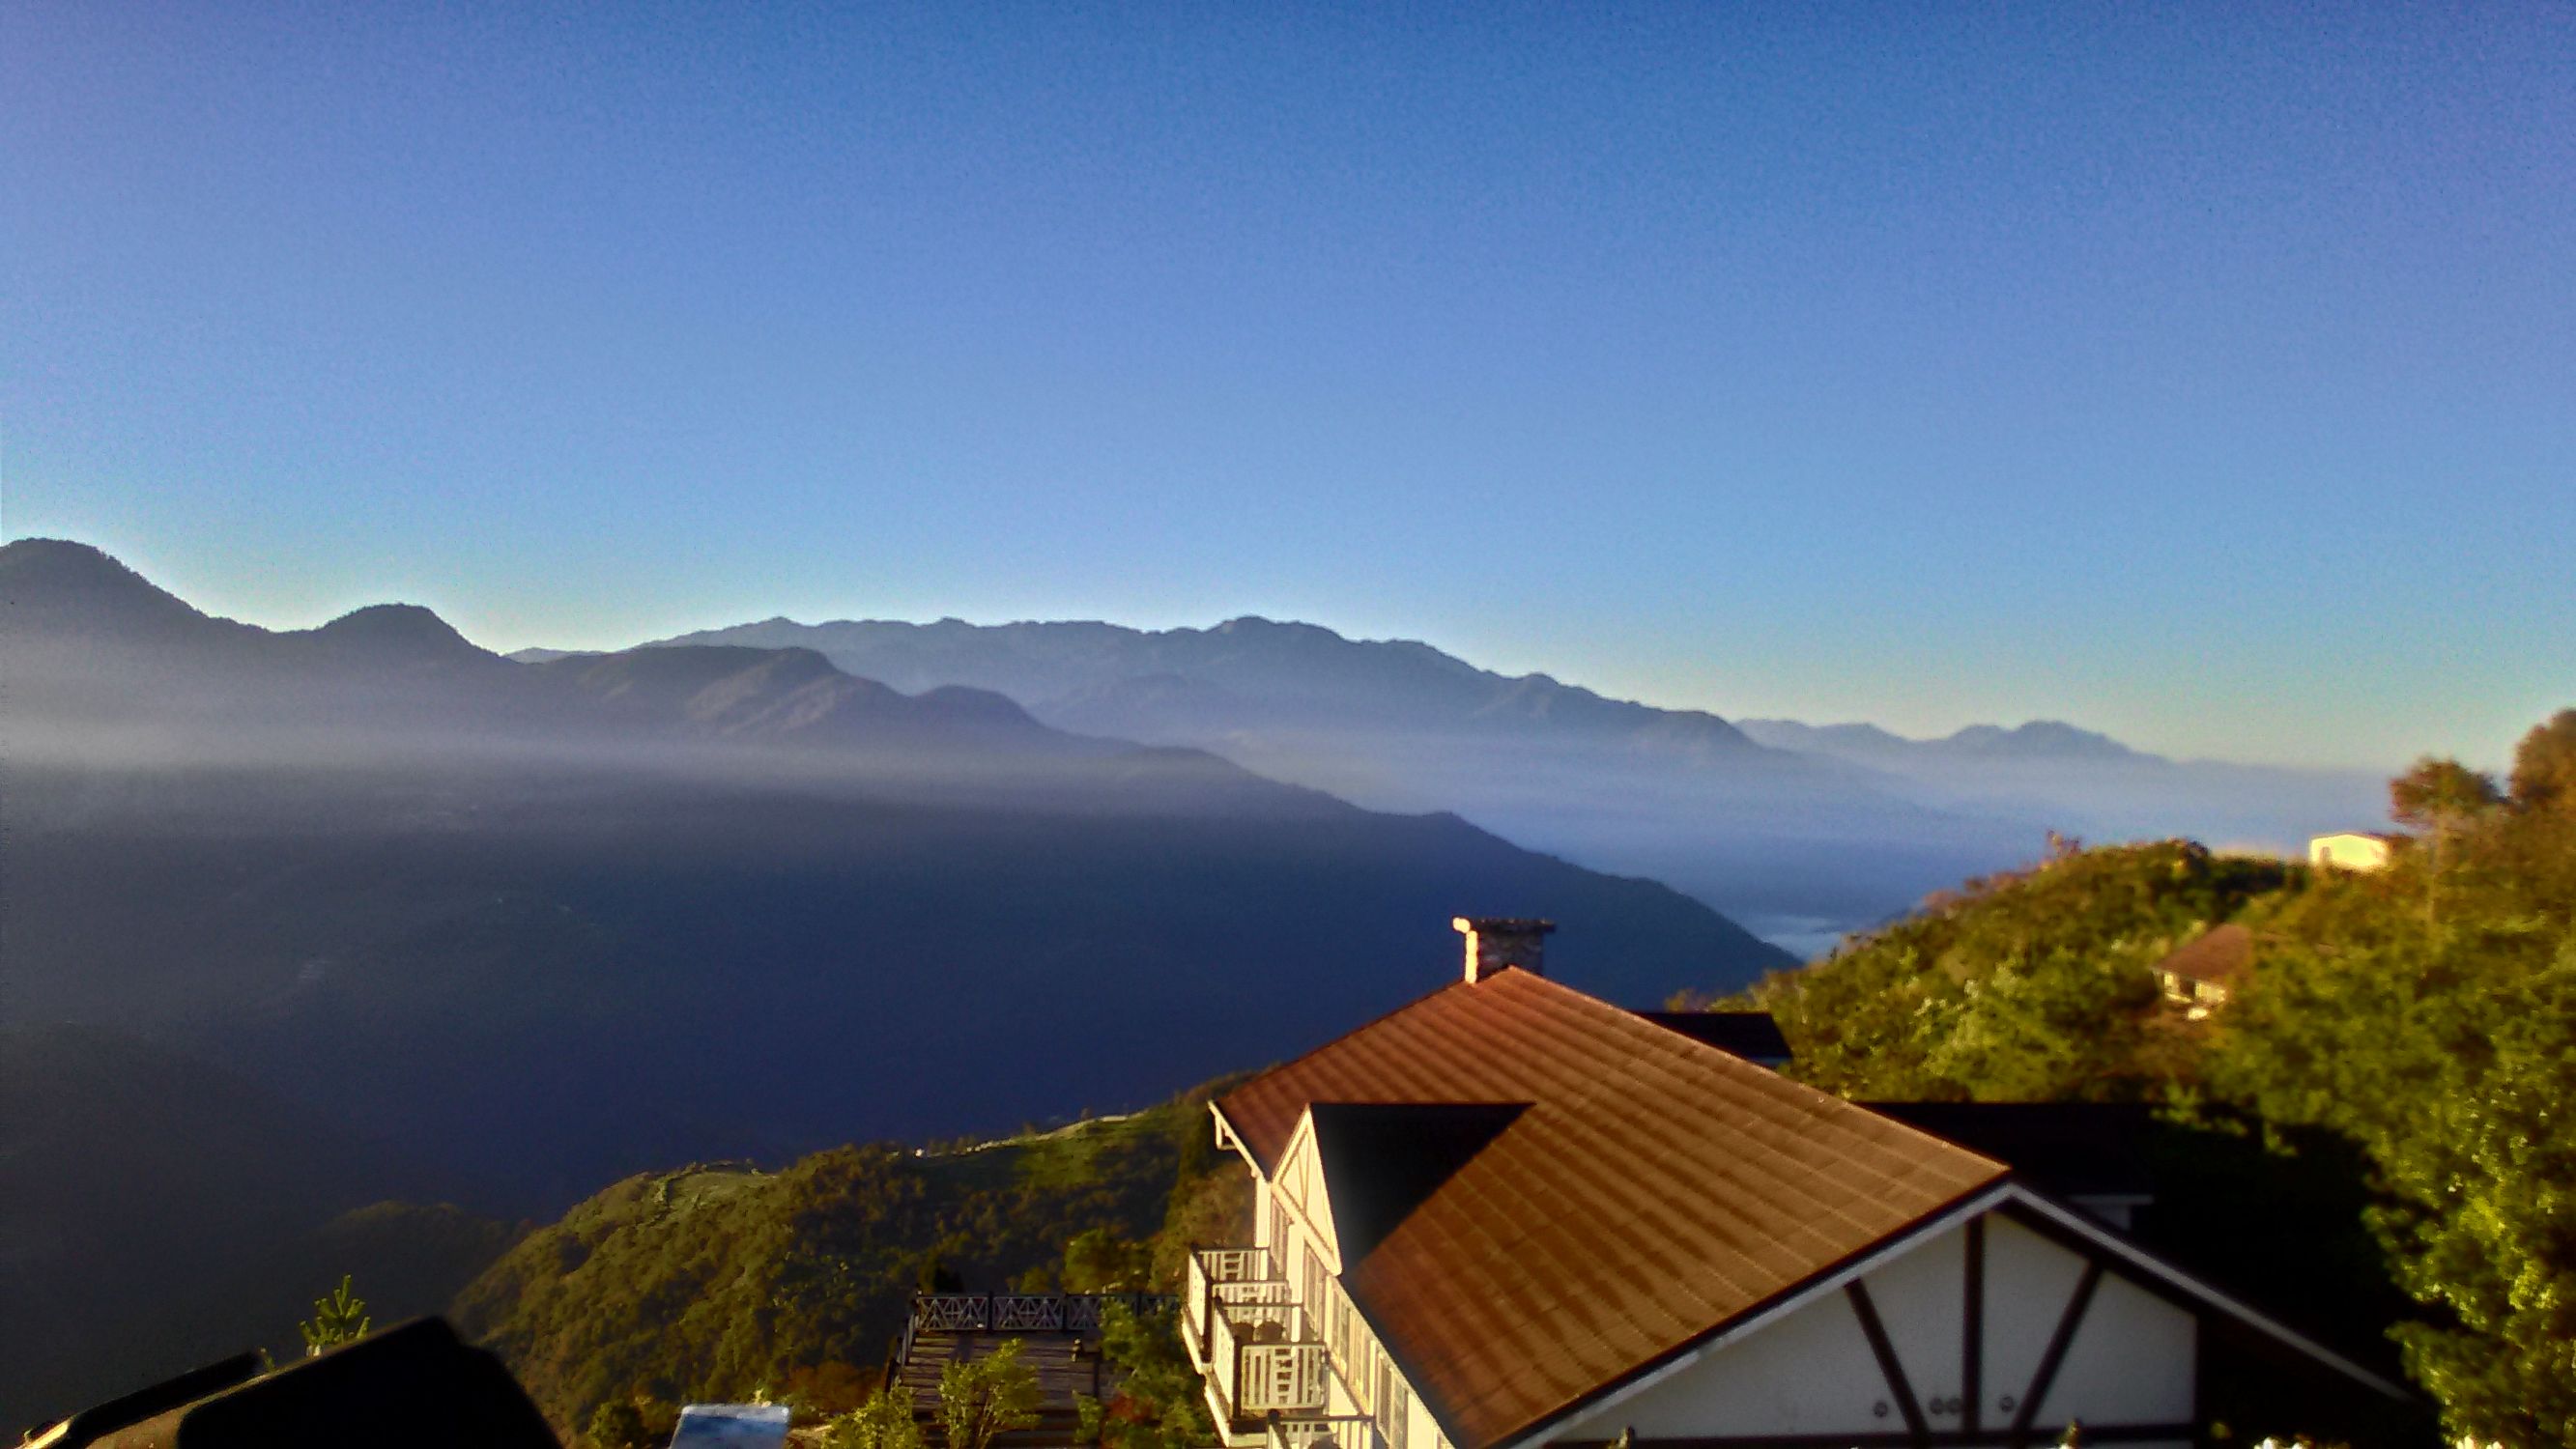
<box><xmin>82</xmin><ymin>1319</ymin><xmax>558</xmax><ymax>1449</ymax></box>
<box><xmin>2152</xmin><ymin>923</ymin><xmax>2255</xmax><ymax>988</ymax></box>
<box><xmin>1213</xmin><ymin>969</ymin><xmax>2005</xmax><ymax>1449</ymax></box>
<box><xmin>30</xmin><ymin>1352</ymin><xmax>263</xmax><ymax>1449</ymax></box>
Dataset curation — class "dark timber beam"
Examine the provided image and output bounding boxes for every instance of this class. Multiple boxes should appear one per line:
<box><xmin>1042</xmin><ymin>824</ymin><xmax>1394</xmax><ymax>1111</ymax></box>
<box><xmin>2009</xmin><ymin>1262</ymin><xmax>2104</xmax><ymax>1447</ymax></box>
<box><xmin>1963</xmin><ymin>1217</ymin><xmax>1986</xmax><ymax>1435</ymax></box>
<box><xmin>1846</xmin><ymin>1281</ymin><xmax>1930</xmax><ymax>1447</ymax></box>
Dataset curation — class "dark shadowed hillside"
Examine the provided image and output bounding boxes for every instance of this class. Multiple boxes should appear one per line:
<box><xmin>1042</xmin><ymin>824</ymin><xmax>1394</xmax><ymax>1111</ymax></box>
<box><xmin>1</xmin><ymin>540</ymin><xmax>1785</xmax><ymax>1217</ymax></box>
<box><xmin>0</xmin><ymin>1027</ymin><xmax>521</xmax><ymax>1429</ymax></box>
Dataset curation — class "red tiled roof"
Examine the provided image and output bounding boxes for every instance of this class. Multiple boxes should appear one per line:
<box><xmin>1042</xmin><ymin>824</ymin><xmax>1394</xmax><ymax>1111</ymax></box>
<box><xmin>1214</xmin><ymin>970</ymin><xmax>2005</xmax><ymax>1449</ymax></box>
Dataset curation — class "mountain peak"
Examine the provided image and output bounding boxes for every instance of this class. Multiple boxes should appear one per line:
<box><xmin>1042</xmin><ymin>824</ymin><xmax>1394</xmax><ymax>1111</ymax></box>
<box><xmin>1938</xmin><ymin>721</ymin><xmax>2138</xmax><ymax>761</ymax></box>
<box><xmin>309</xmin><ymin>603</ymin><xmax>486</xmax><ymax>662</ymax></box>
<box><xmin>0</xmin><ymin>537</ymin><xmax>217</xmax><ymax>638</ymax></box>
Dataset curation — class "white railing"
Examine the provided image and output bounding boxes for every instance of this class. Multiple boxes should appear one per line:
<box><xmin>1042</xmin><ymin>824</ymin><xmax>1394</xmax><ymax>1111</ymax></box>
<box><xmin>1269</xmin><ymin>1417</ymin><xmax>1379</xmax><ymax>1449</ymax></box>
<box><xmin>1237</xmin><ymin>1343</ymin><xmax>1331</xmax><ymax>1415</ymax></box>
<box><xmin>1188</xmin><ymin>1246</ymin><xmax>1282</xmax><ymax>1361</ymax></box>
<box><xmin>1207</xmin><ymin>1285</ymin><xmax>1330</xmax><ymax>1424</ymax></box>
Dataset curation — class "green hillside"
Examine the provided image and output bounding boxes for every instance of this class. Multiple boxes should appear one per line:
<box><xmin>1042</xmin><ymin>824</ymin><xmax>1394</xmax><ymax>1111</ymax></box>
<box><xmin>1751</xmin><ymin>834</ymin><xmax>2294</xmax><ymax>1100</ymax></box>
<box><xmin>451</xmin><ymin>1082</ymin><xmax>1250</xmax><ymax>1437</ymax></box>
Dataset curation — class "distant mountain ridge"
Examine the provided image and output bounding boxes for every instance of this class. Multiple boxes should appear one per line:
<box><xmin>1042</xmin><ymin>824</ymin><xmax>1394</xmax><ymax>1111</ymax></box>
<box><xmin>1737</xmin><ymin>718</ymin><xmax>2152</xmax><ymax>766</ymax></box>
<box><xmin>651</xmin><ymin>613</ymin><xmax>1771</xmax><ymax>760</ymax></box>
<box><xmin>619</xmin><ymin>611</ymin><xmax>2385</xmax><ymax>946</ymax></box>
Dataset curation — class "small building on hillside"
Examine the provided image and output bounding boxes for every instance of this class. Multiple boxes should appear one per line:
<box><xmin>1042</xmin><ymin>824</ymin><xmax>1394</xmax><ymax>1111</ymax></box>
<box><xmin>2308</xmin><ymin>833</ymin><xmax>2396</xmax><ymax>872</ymax></box>
<box><xmin>2149</xmin><ymin>923</ymin><xmax>2254</xmax><ymax>1019</ymax></box>
<box><xmin>1184</xmin><ymin>917</ymin><xmax>2409</xmax><ymax>1449</ymax></box>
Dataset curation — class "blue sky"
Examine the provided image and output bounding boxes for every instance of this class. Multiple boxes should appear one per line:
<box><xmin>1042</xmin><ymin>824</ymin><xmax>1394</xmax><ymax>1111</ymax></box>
<box><xmin>5</xmin><ymin>4</ymin><xmax>2569</xmax><ymax>769</ymax></box>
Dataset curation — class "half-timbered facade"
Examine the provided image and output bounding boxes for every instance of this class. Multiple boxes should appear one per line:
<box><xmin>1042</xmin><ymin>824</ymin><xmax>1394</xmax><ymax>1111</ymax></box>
<box><xmin>1183</xmin><ymin>919</ymin><xmax>2410</xmax><ymax>1449</ymax></box>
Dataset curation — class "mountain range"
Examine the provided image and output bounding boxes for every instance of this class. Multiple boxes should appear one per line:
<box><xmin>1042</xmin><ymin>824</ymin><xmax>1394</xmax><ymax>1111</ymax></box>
<box><xmin>623</xmin><ymin>616</ymin><xmax>2387</xmax><ymax>949</ymax></box>
<box><xmin>0</xmin><ymin>538</ymin><xmax>1781</xmax><ymax>1210</ymax></box>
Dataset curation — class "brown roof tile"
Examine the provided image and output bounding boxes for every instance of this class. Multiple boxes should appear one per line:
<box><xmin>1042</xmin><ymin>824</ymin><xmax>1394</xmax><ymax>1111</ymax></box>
<box><xmin>2152</xmin><ymin>923</ymin><xmax>2254</xmax><ymax>988</ymax></box>
<box><xmin>1214</xmin><ymin>970</ymin><xmax>2005</xmax><ymax>1449</ymax></box>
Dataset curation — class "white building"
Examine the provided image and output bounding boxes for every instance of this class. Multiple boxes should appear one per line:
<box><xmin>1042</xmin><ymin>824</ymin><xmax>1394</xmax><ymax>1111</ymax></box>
<box><xmin>1183</xmin><ymin>919</ymin><xmax>2410</xmax><ymax>1449</ymax></box>
<box><xmin>2308</xmin><ymin>833</ymin><xmax>2396</xmax><ymax>871</ymax></box>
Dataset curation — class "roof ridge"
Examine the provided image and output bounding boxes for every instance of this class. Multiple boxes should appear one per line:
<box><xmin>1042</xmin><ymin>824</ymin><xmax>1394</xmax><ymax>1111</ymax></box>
<box><xmin>1493</xmin><ymin>970</ymin><xmax>2010</xmax><ymax>1179</ymax></box>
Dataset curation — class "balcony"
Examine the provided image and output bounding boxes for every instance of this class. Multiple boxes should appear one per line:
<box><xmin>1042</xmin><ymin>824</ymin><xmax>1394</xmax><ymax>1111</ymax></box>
<box><xmin>1268</xmin><ymin>1415</ymin><xmax>1380</xmax><ymax>1449</ymax></box>
<box><xmin>1186</xmin><ymin>1248</ymin><xmax>1336</xmax><ymax>1444</ymax></box>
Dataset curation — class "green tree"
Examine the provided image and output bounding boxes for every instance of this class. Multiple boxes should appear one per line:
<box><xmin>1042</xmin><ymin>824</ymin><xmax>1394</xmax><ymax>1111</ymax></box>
<box><xmin>298</xmin><ymin>1274</ymin><xmax>370</xmax><ymax>1357</ymax></box>
<box><xmin>1074</xmin><ymin>1301</ymin><xmax>1212</xmax><ymax>1449</ymax></box>
<box><xmin>587</xmin><ymin>1397</ymin><xmax>663</xmax><ymax>1449</ymax></box>
<box><xmin>940</xmin><ymin>1339</ymin><xmax>1042</xmax><ymax>1449</ymax></box>
<box><xmin>2371</xmin><ymin>939</ymin><xmax>2576</xmax><ymax>1443</ymax></box>
<box><xmin>2208</xmin><ymin>757</ymin><xmax>2576</xmax><ymax>1447</ymax></box>
<box><xmin>2390</xmin><ymin>755</ymin><xmax>2504</xmax><ymax>831</ymax></box>
<box><xmin>822</xmin><ymin>1384</ymin><xmax>927</xmax><ymax>1449</ymax></box>
<box><xmin>2390</xmin><ymin>756</ymin><xmax>2503</xmax><ymax>925</ymax></box>
<box><xmin>2509</xmin><ymin>709</ymin><xmax>2576</xmax><ymax>813</ymax></box>
<box><xmin>1061</xmin><ymin>1227</ymin><xmax>1152</xmax><ymax>1293</ymax></box>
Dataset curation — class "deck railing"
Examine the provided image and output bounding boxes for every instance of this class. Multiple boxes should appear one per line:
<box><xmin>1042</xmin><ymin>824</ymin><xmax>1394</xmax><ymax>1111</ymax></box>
<box><xmin>895</xmin><ymin>1292</ymin><xmax>1172</xmax><ymax>1369</ymax></box>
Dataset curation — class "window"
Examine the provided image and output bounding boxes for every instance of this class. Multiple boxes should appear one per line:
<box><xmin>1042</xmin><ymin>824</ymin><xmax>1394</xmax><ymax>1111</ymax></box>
<box><xmin>1302</xmin><ymin>1247</ymin><xmax>1328</xmax><ymax>1340</ymax></box>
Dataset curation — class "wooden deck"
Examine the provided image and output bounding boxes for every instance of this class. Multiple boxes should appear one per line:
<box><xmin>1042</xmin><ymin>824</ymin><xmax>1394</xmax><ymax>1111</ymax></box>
<box><xmin>889</xmin><ymin>1294</ymin><xmax>1180</xmax><ymax>1448</ymax></box>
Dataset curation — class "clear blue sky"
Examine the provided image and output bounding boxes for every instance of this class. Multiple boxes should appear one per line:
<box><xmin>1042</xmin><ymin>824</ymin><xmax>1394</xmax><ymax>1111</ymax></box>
<box><xmin>6</xmin><ymin>4</ymin><xmax>2569</xmax><ymax>769</ymax></box>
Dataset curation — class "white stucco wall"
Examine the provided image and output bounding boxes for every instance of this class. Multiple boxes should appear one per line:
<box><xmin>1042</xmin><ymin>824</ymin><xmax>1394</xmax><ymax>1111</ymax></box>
<box><xmin>1562</xmin><ymin>1278</ymin><xmax>1894</xmax><ymax>1435</ymax></box>
<box><xmin>1981</xmin><ymin>1214</ymin><xmax>2090</xmax><ymax>1409</ymax></box>
<box><xmin>1550</xmin><ymin>1211</ymin><xmax>2198</xmax><ymax>1445</ymax></box>
<box><xmin>2035</xmin><ymin>1267</ymin><xmax>2195</xmax><ymax>1428</ymax></box>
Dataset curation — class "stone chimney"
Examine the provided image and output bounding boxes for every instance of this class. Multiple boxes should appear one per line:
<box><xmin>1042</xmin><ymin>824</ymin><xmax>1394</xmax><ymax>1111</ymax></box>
<box><xmin>1453</xmin><ymin>917</ymin><xmax>1556</xmax><ymax>983</ymax></box>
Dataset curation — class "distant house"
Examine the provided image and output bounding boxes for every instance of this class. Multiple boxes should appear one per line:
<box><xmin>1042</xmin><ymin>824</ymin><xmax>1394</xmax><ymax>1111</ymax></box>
<box><xmin>1183</xmin><ymin>917</ymin><xmax>2406</xmax><ymax>1449</ymax></box>
<box><xmin>2150</xmin><ymin>923</ymin><xmax>2253</xmax><ymax>1018</ymax></box>
<box><xmin>2308</xmin><ymin>833</ymin><xmax>2396</xmax><ymax>872</ymax></box>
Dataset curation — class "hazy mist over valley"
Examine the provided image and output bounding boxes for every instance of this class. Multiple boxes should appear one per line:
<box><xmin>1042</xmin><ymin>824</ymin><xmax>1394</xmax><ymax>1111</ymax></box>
<box><xmin>627</xmin><ymin>614</ymin><xmax>2387</xmax><ymax>952</ymax></box>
